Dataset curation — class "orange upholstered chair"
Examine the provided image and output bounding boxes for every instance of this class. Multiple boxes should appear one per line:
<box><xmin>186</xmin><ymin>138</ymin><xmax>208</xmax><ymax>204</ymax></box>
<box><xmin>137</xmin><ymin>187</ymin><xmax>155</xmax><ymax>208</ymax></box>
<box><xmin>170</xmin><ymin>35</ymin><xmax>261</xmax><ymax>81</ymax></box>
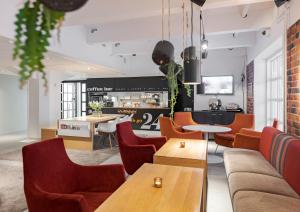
<box><xmin>159</xmin><ymin>117</ymin><xmax>203</xmax><ymax>140</ymax></box>
<box><xmin>214</xmin><ymin>113</ymin><xmax>254</xmax><ymax>148</ymax></box>
<box><xmin>233</xmin><ymin>118</ymin><xmax>279</xmax><ymax>150</ymax></box>
<box><xmin>173</xmin><ymin>112</ymin><xmax>198</xmax><ymax>127</ymax></box>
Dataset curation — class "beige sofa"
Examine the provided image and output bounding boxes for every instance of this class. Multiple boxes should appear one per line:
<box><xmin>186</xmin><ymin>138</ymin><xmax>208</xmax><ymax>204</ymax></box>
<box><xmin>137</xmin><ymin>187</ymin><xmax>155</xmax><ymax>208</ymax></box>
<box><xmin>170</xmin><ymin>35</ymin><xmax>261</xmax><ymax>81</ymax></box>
<box><xmin>223</xmin><ymin>127</ymin><xmax>300</xmax><ymax>212</ymax></box>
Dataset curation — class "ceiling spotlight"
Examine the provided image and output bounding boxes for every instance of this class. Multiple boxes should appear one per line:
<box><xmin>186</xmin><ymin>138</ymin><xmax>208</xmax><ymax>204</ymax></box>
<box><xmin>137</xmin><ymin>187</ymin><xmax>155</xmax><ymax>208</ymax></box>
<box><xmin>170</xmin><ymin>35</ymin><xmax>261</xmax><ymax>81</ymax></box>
<box><xmin>132</xmin><ymin>54</ymin><xmax>137</xmax><ymax>57</ymax></box>
<box><xmin>201</xmin><ymin>39</ymin><xmax>208</xmax><ymax>50</ymax></box>
<box><xmin>90</xmin><ymin>28</ymin><xmax>98</xmax><ymax>34</ymax></box>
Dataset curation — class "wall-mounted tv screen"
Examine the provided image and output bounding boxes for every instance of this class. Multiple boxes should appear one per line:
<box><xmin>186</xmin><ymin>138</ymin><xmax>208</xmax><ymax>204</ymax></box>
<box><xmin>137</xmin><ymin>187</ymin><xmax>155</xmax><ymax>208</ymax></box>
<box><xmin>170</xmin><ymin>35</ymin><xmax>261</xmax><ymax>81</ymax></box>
<box><xmin>202</xmin><ymin>76</ymin><xmax>233</xmax><ymax>95</ymax></box>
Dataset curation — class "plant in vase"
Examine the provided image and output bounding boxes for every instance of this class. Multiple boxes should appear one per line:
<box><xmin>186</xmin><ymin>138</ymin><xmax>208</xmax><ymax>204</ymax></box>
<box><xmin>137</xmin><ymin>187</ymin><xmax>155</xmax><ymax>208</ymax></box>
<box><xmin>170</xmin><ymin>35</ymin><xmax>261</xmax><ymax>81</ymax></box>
<box><xmin>88</xmin><ymin>101</ymin><xmax>105</xmax><ymax>117</ymax></box>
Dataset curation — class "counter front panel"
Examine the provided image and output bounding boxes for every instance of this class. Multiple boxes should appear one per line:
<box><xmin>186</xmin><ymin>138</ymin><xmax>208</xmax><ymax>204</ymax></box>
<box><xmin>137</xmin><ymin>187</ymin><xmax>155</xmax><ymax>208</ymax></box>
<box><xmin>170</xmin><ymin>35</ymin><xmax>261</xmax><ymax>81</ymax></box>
<box><xmin>102</xmin><ymin>107</ymin><xmax>170</xmax><ymax>131</ymax></box>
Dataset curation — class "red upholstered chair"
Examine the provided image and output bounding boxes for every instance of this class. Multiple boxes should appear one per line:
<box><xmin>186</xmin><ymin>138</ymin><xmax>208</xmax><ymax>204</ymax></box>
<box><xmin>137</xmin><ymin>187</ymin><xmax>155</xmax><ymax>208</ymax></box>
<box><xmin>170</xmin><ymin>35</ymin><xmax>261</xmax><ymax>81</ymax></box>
<box><xmin>215</xmin><ymin>113</ymin><xmax>254</xmax><ymax>148</ymax></box>
<box><xmin>22</xmin><ymin>138</ymin><xmax>126</xmax><ymax>212</ymax></box>
<box><xmin>116</xmin><ymin>121</ymin><xmax>167</xmax><ymax>175</ymax></box>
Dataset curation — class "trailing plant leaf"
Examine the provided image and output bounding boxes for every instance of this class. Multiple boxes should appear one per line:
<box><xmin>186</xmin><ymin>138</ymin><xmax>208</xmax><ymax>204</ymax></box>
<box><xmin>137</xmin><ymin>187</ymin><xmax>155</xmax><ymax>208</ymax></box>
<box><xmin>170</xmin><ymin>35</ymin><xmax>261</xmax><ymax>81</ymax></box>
<box><xmin>13</xmin><ymin>0</ymin><xmax>65</xmax><ymax>88</ymax></box>
<box><xmin>163</xmin><ymin>61</ymin><xmax>192</xmax><ymax>118</ymax></box>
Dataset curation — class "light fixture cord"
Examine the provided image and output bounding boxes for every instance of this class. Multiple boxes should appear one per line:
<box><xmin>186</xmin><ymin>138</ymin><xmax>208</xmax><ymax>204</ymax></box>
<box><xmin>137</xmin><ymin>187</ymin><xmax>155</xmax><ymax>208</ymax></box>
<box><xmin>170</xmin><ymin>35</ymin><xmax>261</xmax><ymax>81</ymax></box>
<box><xmin>162</xmin><ymin>0</ymin><xmax>165</xmax><ymax>40</ymax></box>
<box><xmin>182</xmin><ymin>0</ymin><xmax>185</xmax><ymax>61</ymax></box>
<box><xmin>191</xmin><ymin>1</ymin><xmax>194</xmax><ymax>46</ymax></box>
<box><xmin>200</xmin><ymin>10</ymin><xmax>205</xmax><ymax>40</ymax></box>
<box><xmin>199</xmin><ymin>8</ymin><xmax>202</xmax><ymax>77</ymax></box>
<box><xmin>168</xmin><ymin>0</ymin><xmax>171</xmax><ymax>40</ymax></box>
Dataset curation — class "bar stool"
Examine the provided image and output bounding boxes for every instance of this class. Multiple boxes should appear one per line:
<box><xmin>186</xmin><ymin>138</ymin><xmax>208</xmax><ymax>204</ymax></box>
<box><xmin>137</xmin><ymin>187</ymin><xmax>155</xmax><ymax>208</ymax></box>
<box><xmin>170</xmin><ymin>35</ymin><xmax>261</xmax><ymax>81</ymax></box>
<box><xmin>97</xmin><ymin>118</ymin><xmax>120</xmax><ymax>149</ymax></box>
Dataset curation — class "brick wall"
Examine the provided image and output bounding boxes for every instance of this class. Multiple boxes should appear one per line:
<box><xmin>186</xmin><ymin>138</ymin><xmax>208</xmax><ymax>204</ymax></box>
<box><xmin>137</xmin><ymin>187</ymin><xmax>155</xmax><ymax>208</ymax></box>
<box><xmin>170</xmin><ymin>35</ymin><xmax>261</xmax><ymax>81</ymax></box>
<box><xmin>287</xmin><ymin>20</ymin><xmax>300</xmax><ymax>137</ymax></box>
<box><xmin>246</xmin><ymin>61</ymin><xmax>254</xmax><ymax>114</ymax></box>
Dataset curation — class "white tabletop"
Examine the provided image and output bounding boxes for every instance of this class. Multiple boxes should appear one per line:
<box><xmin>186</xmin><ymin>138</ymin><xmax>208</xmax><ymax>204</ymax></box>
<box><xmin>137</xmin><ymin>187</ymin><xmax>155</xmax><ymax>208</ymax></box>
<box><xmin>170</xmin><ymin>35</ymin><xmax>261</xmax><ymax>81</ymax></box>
<box><xmin>183</xmin><ymin>124</ymin><xmax>231</xmax><ymax>133</ymax></box>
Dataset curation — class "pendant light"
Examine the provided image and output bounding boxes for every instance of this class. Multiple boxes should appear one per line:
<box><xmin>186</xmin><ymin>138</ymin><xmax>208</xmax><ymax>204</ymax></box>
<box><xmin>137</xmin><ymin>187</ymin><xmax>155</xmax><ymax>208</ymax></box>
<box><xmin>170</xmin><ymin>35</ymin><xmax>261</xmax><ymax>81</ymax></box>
<box><xmin>200</xmin><ymin>10</ymin><xmax>208</xmax><ymax>59</ymax></box>
<box><xmin>184</xmin><ymin>1</ymin><xmax>199</xmax><ymax>85</ymax></box>
<box><xmin>197</xmin><ymin>9</ymin><xmax>205</xmax><ymax>94</ymax></box>
<box><xmin>152</xmin><ymin>0</ymin><xmax>174</xmax><ymax>66</ymax></box>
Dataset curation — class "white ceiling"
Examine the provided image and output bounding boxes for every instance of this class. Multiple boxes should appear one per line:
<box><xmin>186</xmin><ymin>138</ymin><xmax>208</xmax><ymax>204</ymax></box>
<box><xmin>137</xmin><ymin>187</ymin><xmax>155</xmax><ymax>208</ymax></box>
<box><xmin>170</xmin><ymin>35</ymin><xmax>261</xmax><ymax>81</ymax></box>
<box><xmin>0</xmin><ymin>0</ymin><xmax>278</xmax><ymax>79</ymax></box>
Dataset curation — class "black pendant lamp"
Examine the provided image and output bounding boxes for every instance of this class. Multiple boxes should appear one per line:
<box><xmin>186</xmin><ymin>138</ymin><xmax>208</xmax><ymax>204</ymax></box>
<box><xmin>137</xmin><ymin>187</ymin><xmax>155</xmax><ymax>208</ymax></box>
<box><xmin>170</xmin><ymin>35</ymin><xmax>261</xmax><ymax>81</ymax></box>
<box><xmin>184</xmin><ymin>1</ymin><xmax>199</xmax><ymax>85</ymax></box>
<box><xmin>191</xmin><ymin>0</ymin><xmax>206</xmax><ymax>7</ymax></box>
<box><xmin>152</xmin><ymin>0</ymin><xmax>174</xmax><ymax>67</ymax></box>
<box><xmin>152</xmin><ymin>40</ymin><xmax>174</xmax><ymax>66</ymax></box>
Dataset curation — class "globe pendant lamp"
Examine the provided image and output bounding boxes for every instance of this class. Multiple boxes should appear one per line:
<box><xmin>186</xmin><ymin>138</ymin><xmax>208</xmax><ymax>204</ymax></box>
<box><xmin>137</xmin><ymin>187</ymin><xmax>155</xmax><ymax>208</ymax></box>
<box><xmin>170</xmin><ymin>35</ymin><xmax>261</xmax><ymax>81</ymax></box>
<box><xmin>40</xmin><ymin>0</ymin><xmax>88</xmax><ymax>12</ymax></box>
<box><xmin>152</xmin><ymin>40</ymin><xmax>174</xmax><ymax>66</ymax></box>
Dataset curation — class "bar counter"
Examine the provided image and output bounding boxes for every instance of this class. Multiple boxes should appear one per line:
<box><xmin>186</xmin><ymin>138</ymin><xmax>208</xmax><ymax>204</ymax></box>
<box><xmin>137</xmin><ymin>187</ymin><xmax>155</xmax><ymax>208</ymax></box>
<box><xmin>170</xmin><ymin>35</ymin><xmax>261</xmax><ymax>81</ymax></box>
<box><xmin>57</xmin><ymin>114</ymin><xmax>123</xmax><ymax>150</ymax></box>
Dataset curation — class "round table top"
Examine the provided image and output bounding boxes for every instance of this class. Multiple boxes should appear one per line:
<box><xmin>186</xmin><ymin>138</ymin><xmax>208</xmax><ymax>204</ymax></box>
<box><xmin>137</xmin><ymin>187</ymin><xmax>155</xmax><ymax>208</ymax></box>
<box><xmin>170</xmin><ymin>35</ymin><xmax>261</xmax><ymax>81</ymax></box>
<box><xmin>183</xmin><ymin>124</ymin><xmax>231</xmax><ymax>133</ymax></box>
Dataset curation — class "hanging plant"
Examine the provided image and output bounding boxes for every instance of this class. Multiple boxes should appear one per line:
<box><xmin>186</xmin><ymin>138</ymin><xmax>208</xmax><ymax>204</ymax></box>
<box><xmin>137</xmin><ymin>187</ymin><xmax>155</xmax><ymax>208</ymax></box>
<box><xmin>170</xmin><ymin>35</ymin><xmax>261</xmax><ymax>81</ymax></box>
<box><xmin>163</xmin><ymin>60</ymin><xmax>192</xmax><ymax>118</ymax></box>
<box><xmin>13</xmin><ymin>0</ymin><xmax>88</xmax><ymax>88</ymax></box>
<box><xmin>13</xmin><ymin>0</ymin><xmax>65</xmax><ymax>88</ymax></box>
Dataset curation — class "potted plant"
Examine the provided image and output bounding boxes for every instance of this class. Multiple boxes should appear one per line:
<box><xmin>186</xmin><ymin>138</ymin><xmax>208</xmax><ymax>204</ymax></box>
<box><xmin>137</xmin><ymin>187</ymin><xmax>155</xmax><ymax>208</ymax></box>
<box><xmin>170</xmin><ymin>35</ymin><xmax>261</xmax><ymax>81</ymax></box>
<box><xmin>88</xmin><ymin>101</ymin><xmax>105</xmax><ymax>117</ymax></box>
<box><xmin>13</xmin><ymin>0</ymin><xmax>88</xmax><ymax>88</ymax></box>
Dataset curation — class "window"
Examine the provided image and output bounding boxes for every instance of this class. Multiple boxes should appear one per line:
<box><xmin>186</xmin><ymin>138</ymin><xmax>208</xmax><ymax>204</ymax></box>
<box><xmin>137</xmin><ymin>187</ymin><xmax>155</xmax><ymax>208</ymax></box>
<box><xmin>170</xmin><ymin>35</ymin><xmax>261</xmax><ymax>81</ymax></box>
<box><xmin>61</xmin><ymin>82</ymin><xmax>77</xmax><ymax>119</ymax></box>
<box><xmin>81</xmin><ymin>83</ymin><xmax>87</xmax><ymax>116</ymax></box>
<box><xmin>266</xmin><ymin>51</ymin><xmax>284</xmax><ymax>130</ymax></box>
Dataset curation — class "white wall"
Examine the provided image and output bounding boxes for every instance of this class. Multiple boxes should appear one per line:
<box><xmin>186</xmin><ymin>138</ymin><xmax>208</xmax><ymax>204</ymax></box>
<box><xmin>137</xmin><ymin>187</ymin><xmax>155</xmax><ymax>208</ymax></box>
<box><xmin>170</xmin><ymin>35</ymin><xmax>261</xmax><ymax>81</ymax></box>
<box><xmin>246</xmin><ymin>0</ymin><xmax>300</xmax><ymax>130</ymax></box>
<box><xmin>0</xmin><ymin>74</ymin><xmax>27</xmax><ymax>135</ymax></box>
<box><xmin>194</xmin><ymin>48</ymin><xmax>246</xmax><ymax>111</ymax></box>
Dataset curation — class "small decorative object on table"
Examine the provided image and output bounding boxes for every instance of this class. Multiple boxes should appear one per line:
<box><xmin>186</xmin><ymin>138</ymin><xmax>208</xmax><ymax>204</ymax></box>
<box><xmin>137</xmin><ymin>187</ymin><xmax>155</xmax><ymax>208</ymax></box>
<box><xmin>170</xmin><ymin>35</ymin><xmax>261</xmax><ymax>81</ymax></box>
<box><xmin>89</xmin><ymin>101</ymin><xmax>104</xmax><ymax>117</ymax></box>
<box><xmin>180</xmin><ymin>141</ymin><xmax>186</xmax><ymax>148</ymax></box>
<box><xmin>153</xmin><ymin>177</ymin><xmax>163</xmax><ymax>188</ymax></box>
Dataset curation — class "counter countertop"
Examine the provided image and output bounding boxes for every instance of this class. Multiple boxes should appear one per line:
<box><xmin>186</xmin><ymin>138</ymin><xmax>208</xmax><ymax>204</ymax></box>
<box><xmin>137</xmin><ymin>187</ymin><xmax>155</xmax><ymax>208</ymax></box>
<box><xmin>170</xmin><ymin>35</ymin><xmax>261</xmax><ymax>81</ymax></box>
<box><xmin>60</xmin><ymin>114</ymin><xmax>124</xmax><ymax>124</ymax></box>
<box><xmin>103</xmin><ymin>107</ymin><xmax>170</xmax><ymax>110</ymax></box>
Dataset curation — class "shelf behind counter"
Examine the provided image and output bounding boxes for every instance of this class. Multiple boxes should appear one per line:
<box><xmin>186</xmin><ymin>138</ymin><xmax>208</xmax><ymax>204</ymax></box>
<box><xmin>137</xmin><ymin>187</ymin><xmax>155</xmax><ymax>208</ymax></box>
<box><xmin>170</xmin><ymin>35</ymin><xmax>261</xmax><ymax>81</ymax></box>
<box><xmin>102</xmin><ymin>107</ymin><xmax>171</xmax><ymax>131</ymax></box>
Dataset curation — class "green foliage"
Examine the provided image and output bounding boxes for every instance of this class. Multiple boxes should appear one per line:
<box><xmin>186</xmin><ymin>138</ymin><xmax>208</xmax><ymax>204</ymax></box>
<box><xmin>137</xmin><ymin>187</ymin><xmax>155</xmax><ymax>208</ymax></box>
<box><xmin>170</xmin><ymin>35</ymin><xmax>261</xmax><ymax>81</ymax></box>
<box><xmin>13</xmin><ymin>0</ymin><xmax>65</xmax><ymax>88</ymax></box>
<box><xmin>165</xmin><ymin>61</ymin><xmax>192</xmax><ymax>118</ymax></box>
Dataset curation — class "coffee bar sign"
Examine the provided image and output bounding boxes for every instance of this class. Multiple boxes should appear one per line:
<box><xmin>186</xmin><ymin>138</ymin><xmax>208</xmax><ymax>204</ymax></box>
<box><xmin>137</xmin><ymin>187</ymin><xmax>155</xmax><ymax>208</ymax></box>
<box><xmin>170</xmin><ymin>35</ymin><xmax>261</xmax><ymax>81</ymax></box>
<box><xmin>86</xmin><ymin>77</ymin><xmax>168</xmax><ymax>93</ymax></box>
<box><xmin>58</xmin><ymin>120</ymin><xmax>90</xmax><ymax>138</ymax></box>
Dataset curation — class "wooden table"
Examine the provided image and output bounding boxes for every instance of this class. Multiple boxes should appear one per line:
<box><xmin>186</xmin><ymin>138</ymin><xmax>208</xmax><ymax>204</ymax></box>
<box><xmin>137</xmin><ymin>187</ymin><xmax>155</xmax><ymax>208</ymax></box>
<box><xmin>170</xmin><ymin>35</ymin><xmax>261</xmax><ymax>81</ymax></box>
<box><xmin>95</xmin><ymin>163</ymin><xmax>204</xmax><ymax>212</ymax></box>
<box><xmin>153</xmin><ymin>138</ymin><xmax>208</xmax><ymax>212</ymax></box>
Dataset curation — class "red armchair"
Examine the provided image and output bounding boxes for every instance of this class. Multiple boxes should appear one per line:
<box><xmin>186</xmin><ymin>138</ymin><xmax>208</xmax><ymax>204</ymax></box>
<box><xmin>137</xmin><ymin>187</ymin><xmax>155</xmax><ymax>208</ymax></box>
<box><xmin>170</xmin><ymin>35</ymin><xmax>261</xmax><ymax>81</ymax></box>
<box><xmin>116</xmin><ymin>121</ymin><xmax>167</xmax><ymax>175</ymax></box>
<box><xmin>22</xmin><ymin>138</ymin><xmax>126</xmax><ymax>212</ymax></box>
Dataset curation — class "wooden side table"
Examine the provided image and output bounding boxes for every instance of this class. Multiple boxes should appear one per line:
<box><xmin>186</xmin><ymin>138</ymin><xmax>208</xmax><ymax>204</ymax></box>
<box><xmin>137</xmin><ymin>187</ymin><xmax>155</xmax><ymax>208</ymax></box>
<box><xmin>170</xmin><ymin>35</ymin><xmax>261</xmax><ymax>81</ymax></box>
<box><xmin>154</xmin><ymin>138</ymin><xmax>208</xmax><ymax>212</ymax></box>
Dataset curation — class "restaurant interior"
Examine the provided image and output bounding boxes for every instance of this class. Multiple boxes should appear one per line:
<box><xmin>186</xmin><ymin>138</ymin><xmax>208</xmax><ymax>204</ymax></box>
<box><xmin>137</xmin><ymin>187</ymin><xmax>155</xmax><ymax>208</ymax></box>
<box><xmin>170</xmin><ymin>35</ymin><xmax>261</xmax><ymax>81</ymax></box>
<box><xmin>0</xmin><ymin>0</ymin><xmax>300</xmax><ymax>212</ymax></box>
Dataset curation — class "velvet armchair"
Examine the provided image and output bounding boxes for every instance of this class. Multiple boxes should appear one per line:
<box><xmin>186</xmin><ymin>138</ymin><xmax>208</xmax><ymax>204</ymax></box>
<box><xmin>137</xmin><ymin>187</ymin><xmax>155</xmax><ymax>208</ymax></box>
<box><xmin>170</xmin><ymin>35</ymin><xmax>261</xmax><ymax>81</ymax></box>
<box><xmin>214</xmin><ymin>113</ymin><xmax>255</xmax><ymax>148</ymax></box>
<box><xmin>22</xmin><ymin>138</ymin><xmax>126</xmax><ymax>212</ymax></box>
<box><xmin>116</xmin><ymin>121</ymin><xmax>167</xmax><ymax>175</ymax></box>
<box><xmin>173</xmin><ymin>112</ymin><xmax>198</xmax><ymax>128</ymax></box>
<box><xmin>233</xmin><ymin>118</ymin><xmax>279</xmax><ymax>150</ymax></box>
<box><xmin>159</xmin><ymin>117</ymin><xmax>203</xmax><ymax>140</ymax></box>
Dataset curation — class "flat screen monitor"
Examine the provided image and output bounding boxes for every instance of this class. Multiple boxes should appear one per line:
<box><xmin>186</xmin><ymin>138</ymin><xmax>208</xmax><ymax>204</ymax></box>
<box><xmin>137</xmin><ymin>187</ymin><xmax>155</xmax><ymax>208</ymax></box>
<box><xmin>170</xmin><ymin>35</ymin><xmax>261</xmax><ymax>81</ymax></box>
<box><xmin>202</xmin><ymin>76</ymin><xmax>233</xmax><ymax>95</ymax></box>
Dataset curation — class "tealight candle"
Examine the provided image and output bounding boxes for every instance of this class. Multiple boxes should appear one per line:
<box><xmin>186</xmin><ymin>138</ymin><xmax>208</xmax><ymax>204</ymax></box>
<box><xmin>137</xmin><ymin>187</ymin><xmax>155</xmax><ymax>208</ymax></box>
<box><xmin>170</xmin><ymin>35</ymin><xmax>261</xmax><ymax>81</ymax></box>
<box><xmin>154</xmin><ymin>177</ymin><xmax>162</xmax><ymax>188</ymax></box>
<box><xmin>180</xmin><ymin>141</ymin><xmax>186</xmax><ymax>148</ymax></box>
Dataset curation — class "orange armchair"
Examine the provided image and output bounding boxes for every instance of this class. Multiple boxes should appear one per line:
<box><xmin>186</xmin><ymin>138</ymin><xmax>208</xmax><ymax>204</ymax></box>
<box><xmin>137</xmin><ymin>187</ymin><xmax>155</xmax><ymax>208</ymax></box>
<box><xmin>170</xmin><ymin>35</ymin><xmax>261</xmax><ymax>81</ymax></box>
<box><xmin>215</xmin><ymin>114</ymin><xmax>254</xmax><ymax>148</ymax></box>
<box><xmin>159</xmin><ymin>117</ymin><xmax>203</xmax><ymax>140</ymax></box>
<box><xmin>173</xmin><ymin>112</ymin><xmax>198</xmax><ymax>127</ymax></box>
<box><xmin>233</xmin><ymin>118</ymin><xmax>279</xmax><ymax>150</ymax></box>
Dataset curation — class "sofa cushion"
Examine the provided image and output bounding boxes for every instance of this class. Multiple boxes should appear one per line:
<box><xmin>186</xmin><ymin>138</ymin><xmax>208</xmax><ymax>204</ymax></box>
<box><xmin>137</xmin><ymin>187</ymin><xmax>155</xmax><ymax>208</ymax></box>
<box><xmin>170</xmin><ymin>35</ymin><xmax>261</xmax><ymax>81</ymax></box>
<box><xmin>269</xmin><ymin>133</ymin><xmax>298</xmax><ymax>175</ymax></box>
<box><xmin>259</xmin><ymin>127</ymin><xmax>280</xmax><ymax>161</ymax></box>
<box><xmin>283</xmin><ymin>141</ymin><xmax>300</xmax><ymax>196</ymax></box>
<box><xmin>228</xmin><ymin>172</ymin><xmax>299</xmax><ymax>200</ymax></box>
<box><xmin>74</xmin><ymin>191</ymin><xmax>112</xmax><ymax>211</ymax></box>
<box><xmin>224</xmin><ymin>149</ymin><xmax>281</xmax><ymax>178</ymax></box>
<box><xmin>233</xmin><ymin>191</ymin><xmax>300</xmax><ymax>212</ymax></box>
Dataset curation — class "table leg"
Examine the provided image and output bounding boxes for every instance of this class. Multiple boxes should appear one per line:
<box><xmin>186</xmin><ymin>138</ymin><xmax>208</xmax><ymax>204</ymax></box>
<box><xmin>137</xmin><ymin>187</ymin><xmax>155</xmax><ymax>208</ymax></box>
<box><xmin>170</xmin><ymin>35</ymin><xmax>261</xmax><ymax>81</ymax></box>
<box><xmin>204</xmin><ymin>132</ymin><xmax>209</xmax><ymax>140</ymax></box>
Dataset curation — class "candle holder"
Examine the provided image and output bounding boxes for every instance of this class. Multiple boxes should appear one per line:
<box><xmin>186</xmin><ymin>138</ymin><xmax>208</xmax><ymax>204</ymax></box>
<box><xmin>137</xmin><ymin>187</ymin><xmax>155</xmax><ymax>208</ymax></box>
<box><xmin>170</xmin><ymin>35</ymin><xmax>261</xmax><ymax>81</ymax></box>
<box><xmin>153</xmin><ymin>177</ymin><xmax>162</xmax><ymax>188</ymax></box>
<box><xmin>180</xmin><ymin>141</ymin><xmax>186</xmax><ymax>148</ymax></box>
